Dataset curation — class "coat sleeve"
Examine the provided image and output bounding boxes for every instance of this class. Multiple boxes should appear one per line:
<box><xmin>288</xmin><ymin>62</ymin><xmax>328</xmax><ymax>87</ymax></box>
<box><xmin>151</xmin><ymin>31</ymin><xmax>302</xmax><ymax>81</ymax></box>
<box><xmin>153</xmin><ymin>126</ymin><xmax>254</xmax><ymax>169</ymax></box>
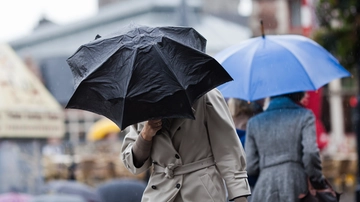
<box><xmin>205</xmin><ymin>89</ymin><xmax>251</xmax><ymax>199</ymax></box>
<box><xmin>120</xmin><ymin>123</ymin><xmax>152</xmax><ymax>175</ymax></box>
<box><xmin>301</xmin><ymin>110</ymin><xmax>326</xmax><ymax>186</ymax></box>
<box><xmin>244</xmin><ymin>119</ymin><xmax>260</xmax><ymax>176</ymax></box>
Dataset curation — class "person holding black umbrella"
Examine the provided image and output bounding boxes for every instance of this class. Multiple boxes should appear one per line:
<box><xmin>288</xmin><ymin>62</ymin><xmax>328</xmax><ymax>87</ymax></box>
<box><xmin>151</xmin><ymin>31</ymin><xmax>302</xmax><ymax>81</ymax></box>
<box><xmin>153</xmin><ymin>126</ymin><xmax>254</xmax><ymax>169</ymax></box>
<box><xmin>65</xmin><ymin>24</ymin><xmax>251</xmax><ymax>202</ymax></box>
<box><xmin>121</xmin><ymin>88</ymin><xmax>251</xmax><ymax>202</ymax></box>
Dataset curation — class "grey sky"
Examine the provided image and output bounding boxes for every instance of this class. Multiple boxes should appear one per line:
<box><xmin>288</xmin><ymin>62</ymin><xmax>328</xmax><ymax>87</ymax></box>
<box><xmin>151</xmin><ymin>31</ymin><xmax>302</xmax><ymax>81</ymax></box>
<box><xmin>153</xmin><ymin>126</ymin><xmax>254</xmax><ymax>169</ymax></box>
<box><xmin>0</xmin><ymin>0</ymin><xmax>97</xmax><ymax>43</ymax></box>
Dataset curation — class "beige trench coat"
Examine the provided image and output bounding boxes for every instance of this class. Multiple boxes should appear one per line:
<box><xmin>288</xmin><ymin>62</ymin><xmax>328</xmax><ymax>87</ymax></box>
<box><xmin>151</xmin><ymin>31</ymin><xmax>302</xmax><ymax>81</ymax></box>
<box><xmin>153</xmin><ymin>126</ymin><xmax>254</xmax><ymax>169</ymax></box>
<box><xmin>121</xmin><ymin>89</ymin><xmax>251</xmax><ymax>202</ymax></box>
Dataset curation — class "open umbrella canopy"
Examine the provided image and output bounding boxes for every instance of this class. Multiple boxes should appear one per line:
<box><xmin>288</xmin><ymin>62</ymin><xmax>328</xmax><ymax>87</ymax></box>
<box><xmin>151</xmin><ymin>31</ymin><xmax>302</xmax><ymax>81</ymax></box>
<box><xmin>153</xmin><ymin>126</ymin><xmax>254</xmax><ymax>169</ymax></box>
<box><xmin>215</xmin><ymin>34</ymin><xmax>351</xmax><ymax>101</ymax></box>
<box><xmin>87</xmin><ymin>118</ymin><xmax>120</xmax><ymax>141</ymax></box>
<box><xmin>66</xmin><ymin>25</ymin><xmax>232</xmax><ymax>129</ymax></box>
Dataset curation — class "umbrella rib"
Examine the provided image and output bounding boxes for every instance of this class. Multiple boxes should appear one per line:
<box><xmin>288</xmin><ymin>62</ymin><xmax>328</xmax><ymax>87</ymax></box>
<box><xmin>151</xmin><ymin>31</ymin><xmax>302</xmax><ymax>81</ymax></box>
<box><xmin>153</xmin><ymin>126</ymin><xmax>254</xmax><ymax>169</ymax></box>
<box><xmin>153</xmin><ymin>44</ymin><xmax>185</xmax><ymax>90</ymax></box>
<box><xmin>268</xmin><ymin>38</ymin><xmax>317</xmax><ymax>89</ymax></box>
<box><xmin>153</xmin><ymin>44</ymin><xmax>193</xmax><ymax>106</ymax></box>
<box><xmin>121</xmin><ymin>48</ymin><xmax>139</xmax><ymax>125</ymax></box>
<box><xmin>216</xmin><ymin>38</ymin><xmax>257</xmax><ymax>64</ymax></box>
<box><xmin>70</xmin><ymin>40</ymin><xmax>125</xmax><ymax>90</ymax></box>
<box><xmin>247</xmin><ymin>40</ymin><xmax>263</xmax><ymax>101</ymax></box>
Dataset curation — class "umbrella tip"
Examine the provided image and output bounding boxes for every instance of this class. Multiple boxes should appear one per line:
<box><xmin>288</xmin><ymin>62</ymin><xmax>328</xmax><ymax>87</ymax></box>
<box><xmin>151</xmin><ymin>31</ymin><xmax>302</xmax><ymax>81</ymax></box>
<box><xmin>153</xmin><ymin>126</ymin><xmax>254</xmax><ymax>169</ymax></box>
<box><xmin>95</xmin><ymin>34</ymin><xmax>101</xmax><ymax>40</ymax></box>
<box><xmin>260</xmin><ymin>20</ymin><xmax>265</xmax><ymax>38</ymax></box>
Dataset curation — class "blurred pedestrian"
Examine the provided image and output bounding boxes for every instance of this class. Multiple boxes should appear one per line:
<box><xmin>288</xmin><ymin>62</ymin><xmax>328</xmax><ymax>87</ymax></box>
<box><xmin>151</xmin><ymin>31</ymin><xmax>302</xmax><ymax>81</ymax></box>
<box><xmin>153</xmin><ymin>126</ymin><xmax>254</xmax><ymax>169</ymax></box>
<box><xmin>0</xmin><ymin>189</ymin><xmax>32</xmax><ymax>202</ymax></box>
<box><xmin>96</xmin><ymin>179</ymin><xmax>146</xmax><ymax>202</ymax></box>
<box><xmin>227</xmin><ymin>98</ymin><xmax>264</xmax><ymax>146</ymax></box>
<box><xmin>227</xmin><ymin>98</ymin><xmax>264</xmax><ymax>197</ymax></box>
<box><xmin>30</xmin><ymin>194</ymin><xmax>85</xmax><ymax>202</ymax></box>
<box><xmin>67</xmin><ymin>162</ymin><xmax>77</xmax><ymax>181</ymax></box>
<box><xmin>42</xmin><ymin>137</ymin><xmax>64</xmax><ymax>156</ymax></box>
<box><xmin>245</xmin><ymin>92</ymin><xmax>328</xmax><ymax>202</ymax></box>
<box><xmin>121</xmin><ymin>89</ymin><xmax>251</xmax><ymax>202</ymax></box>
<box><xmin>43</xmin><ymin>180</ymin><xmax>101</xmax><ymax>202</ymax></box>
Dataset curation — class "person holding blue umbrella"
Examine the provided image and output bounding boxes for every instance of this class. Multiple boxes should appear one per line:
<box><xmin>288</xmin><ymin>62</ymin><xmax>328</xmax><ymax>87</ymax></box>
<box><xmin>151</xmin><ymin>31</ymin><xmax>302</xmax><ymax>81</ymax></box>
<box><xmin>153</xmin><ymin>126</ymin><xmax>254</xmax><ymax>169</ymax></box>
<box><xmin>215</xmin><ymin>22</ymin><xmax>350</xmax><ymax>102</ymax></box>
<box><xmin>215</xmin><ymin>22</ymin><xmax>347</xmax><ymax>201</ymax></box>
<box><xmin>245</xmin><ymin>91</ymin><xmax>333</xmax><ymax>201</ymax></box>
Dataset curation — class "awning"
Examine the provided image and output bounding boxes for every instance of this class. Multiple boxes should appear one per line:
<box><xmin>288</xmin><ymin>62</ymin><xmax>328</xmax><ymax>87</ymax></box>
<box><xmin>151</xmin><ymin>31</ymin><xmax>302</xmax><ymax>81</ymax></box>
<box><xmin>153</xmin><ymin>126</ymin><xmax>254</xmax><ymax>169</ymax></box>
<box><xmin>0</xmin><ymin>44</ymin><xmax>65</xmax><ymax>138</ymax></box>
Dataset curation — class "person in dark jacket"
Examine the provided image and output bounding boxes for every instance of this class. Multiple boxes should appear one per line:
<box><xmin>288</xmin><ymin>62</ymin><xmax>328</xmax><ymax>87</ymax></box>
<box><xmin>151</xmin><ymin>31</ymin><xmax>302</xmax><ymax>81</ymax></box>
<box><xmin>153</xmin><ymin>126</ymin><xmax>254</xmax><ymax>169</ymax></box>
<box><xmin>245</xmin><ymin>92</ymin><xmax>327</xmax><ymax>202</ymax></box>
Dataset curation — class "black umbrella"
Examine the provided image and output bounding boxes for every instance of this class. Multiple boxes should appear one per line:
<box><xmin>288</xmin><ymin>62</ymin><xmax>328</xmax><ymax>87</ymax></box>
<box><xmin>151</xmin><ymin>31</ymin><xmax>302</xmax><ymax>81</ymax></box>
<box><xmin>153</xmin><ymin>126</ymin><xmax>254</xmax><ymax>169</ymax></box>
<box><xmin>66</xmin><ymin>25</ymin><xmax>232</xmax><ymax>129</ymax></box>
<box><xmin>96</xmin><ymin>179</ymin><xmax>146</xmax><ymax>202</ymax></box>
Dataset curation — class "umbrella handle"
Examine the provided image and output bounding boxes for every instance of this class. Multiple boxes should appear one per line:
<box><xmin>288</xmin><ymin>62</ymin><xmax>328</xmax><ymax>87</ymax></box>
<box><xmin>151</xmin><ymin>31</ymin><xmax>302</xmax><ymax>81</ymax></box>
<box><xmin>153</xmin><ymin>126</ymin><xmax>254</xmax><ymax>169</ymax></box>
<box><xmin>260</xmin><ymin>20</ymin><xmax>265</xmax><ymax>38</ymax></box>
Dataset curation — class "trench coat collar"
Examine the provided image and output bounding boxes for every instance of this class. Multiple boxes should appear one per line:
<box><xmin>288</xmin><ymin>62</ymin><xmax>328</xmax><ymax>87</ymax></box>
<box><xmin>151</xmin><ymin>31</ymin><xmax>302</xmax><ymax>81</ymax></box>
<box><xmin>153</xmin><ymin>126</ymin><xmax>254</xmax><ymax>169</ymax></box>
<box><xmin>266</xmin><ymin>96</ymin><xmax>302</xmax><ymax>111</ymax></box>
<box><xmin>168</xmin><ymin>107</ymin><xmax>196</xmax><ymax>138</ymax></box>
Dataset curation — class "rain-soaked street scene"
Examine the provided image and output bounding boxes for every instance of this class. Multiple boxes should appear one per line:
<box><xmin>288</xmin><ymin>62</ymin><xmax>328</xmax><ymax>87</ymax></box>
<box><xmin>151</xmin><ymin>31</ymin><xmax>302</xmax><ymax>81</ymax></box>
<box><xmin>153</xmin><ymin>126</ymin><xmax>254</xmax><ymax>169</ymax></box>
<box><xmin>0</xmin><ymin>0</ymin><xmax>359</xmax><ymax>201</ymax></box>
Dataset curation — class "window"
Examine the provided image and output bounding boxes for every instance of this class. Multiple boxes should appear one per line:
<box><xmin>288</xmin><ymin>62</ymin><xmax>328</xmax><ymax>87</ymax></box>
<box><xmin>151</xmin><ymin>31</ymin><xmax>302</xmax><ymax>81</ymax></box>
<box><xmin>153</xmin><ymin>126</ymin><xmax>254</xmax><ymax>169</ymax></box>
<box><xmin>289</xmin><ymin>0</ymin><xmax>301</xmax><ymax>28</ymax></box>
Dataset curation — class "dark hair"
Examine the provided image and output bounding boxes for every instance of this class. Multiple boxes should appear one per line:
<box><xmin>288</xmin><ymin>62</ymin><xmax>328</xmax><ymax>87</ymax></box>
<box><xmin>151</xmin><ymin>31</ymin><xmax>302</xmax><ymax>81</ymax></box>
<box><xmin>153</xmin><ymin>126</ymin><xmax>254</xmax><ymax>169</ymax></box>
<box><xmin>271</xmin><ymin>92</ymin><xmax>305</xmax><ymax>103</ymax></box>
<box><xmin>250</xmin><ymin>101</ymin><xmax>264</xmax><ymax>115</ymax></box>
<box><xmin>227</xmin><ymin>98</ymin><xmax>263</xmax><ymax>117</ymax></box>
<box><xmin>228</xmin><ymin>98</ymin><xmax>254</xmax><ymax>117</ymax></box>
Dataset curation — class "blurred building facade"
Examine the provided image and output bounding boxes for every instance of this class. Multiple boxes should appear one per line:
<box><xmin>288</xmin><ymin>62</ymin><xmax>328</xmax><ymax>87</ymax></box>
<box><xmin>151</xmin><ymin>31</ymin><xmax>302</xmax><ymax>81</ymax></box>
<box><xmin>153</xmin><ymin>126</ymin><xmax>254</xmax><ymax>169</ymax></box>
<box><xmin>98</xmin><ymin>0</ymin><xmax>250</xmax><ymax>26</ymax></box>
<box><xmin>249</xmin><ymin>0</ymin><xmax>307</xmax><ymax>36</ymax></box>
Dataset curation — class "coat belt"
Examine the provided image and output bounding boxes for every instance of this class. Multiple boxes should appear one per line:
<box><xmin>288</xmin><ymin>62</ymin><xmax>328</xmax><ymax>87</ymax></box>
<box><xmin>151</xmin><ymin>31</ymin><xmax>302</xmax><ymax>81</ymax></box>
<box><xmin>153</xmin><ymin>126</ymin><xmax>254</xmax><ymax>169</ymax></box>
<box><xmin>153</xmin><ymin>157</ymin><xmax>215</xmax><ymax>179</ymax></box>
<box><xmin>260</xmin><ymin>153</ymin><xmax>301</xmax><ymax>169</ymax></box>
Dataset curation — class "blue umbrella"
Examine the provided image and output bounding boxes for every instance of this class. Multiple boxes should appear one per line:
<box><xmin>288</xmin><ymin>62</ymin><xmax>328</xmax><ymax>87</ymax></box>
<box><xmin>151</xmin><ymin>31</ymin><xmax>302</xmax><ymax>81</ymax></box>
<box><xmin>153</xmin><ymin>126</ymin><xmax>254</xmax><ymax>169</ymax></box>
<box><xmin>215</xmin><ymin>34</ymin><xmax>351</xmax><ymax>101</ymax></box>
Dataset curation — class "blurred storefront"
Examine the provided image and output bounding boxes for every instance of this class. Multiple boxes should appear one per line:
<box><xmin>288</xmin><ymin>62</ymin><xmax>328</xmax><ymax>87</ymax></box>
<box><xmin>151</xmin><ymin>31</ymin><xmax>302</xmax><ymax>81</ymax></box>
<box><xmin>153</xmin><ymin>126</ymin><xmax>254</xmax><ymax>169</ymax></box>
<box><xmin>0</xmin><ymin>44</ymin><xmax>65</xmax><ymax>194</ymax></box>
<box><xmin>0</xmin><ymin>44</ymin><xmax>65</xmax><ymax>138</ymax></box>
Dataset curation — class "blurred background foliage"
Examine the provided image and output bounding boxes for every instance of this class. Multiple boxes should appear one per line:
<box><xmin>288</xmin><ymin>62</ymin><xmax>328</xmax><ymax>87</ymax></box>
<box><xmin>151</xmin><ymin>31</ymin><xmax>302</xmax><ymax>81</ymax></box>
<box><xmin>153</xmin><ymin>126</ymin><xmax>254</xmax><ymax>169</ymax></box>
<box><xmin>314</xmin><ymin>0</ymin><xmax>360</xmax><ymax>72</ymax></box>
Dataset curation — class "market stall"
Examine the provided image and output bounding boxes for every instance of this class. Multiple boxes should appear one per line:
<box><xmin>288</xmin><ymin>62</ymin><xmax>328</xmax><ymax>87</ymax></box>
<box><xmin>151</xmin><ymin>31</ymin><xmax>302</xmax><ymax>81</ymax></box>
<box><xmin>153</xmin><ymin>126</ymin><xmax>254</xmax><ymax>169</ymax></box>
<box><xmin>0</xmin><ymin>44</ymin><xmax>65</xmax><ymax>138</ymax></box>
